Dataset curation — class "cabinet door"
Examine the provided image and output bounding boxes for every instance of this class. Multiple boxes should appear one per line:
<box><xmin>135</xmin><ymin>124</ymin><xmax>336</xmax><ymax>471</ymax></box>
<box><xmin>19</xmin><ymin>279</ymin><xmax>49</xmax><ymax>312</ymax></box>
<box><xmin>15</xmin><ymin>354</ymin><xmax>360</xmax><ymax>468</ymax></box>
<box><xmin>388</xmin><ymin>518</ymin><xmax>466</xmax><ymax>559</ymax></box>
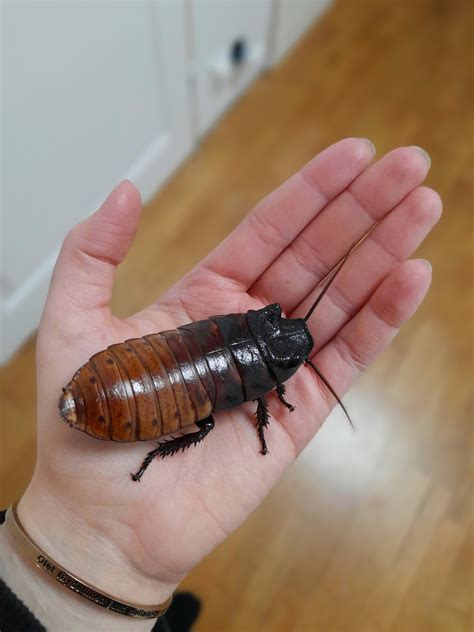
<box><xmin>190</xmin><ymin>0</ymin><xmax>273</xmax><ymax>135</ymax></box>
<box><xmin>1</xmin><ymin>1</ymin><xmax>193</xmax><ymax>363</ymax></box>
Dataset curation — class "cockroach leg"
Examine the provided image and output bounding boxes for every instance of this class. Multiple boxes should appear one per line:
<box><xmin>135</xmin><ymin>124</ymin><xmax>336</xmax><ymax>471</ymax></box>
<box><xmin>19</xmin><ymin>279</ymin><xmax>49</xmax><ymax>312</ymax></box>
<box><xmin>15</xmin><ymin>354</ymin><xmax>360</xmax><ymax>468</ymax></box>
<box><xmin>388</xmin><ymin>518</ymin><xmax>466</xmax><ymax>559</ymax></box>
<box><xmin>276</xmin><ymin>383</ymin><xmax>295</xmax><ymax>412</ymax></box>
<box><xmin>255</xmin><ymin>396</ymin><xmax>270</xmax><ymax>455</ymax></box>
<box><xmin>131</xmin><ymin>416</ymin><xmax>215</xmax><ymax>481</ymax></box>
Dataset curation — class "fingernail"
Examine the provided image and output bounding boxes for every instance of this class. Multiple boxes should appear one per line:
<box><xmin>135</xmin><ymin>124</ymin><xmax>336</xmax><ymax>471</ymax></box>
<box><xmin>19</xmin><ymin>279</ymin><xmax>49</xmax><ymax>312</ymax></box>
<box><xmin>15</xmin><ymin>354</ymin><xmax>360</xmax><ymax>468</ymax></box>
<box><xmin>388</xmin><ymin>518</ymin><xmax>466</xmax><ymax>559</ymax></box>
<box><xmin>112</xmin><ymin>181</ymin><xmax>127</xmax><ymax>194</ymax></box>
<box><xmin>109</xmin><ymin>180</ymin><xmax>130</xmax><ymax>202</ymax></box>
<box><xmin>411</xmin><ymin>146</ymin><xmax>431</xmax><ymax>169</ymax></box>
<box><xmin>417</xmin><ymin>258</ymin><xmax>432</xmax><ymax>273</ymax></box>
<box><xmin>362</xmin><ymin>138</ymin><xmax>376</xmax><ymax>155</ymax></box>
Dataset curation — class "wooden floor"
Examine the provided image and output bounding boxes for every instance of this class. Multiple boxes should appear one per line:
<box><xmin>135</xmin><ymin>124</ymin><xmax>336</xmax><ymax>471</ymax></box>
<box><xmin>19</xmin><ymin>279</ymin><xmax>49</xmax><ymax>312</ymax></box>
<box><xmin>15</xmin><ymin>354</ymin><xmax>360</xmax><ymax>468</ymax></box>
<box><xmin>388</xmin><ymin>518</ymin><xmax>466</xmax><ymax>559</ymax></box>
<box><xmin>1</xmin><ymin>0</ymin><xmax>472</xmax><ymax>630</ymax></box>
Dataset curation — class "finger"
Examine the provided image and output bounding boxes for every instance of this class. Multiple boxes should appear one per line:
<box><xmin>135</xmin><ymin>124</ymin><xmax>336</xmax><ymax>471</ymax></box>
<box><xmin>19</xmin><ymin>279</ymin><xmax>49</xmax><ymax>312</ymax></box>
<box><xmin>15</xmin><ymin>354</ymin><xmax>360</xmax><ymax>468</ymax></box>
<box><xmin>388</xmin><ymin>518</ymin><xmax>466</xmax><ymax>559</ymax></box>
<box><xmin>309</xmin><ymin>259</ymin><xmax>432</xmax><ymax>418</ymax></box>
<box><xmin>251</xmin><ymin>146</ymin><xmax>431</xmax><ymax>311</ymax></box>
<box><xmin>199</xmin><ymin>138</ymin><xmax>375</xmax><ymax>289</ymax></box>
<box><xmin>46</xmin><ymin>180</ymin><xmax>142</xmax><ymax>314</ymax></box>
<box><xmin>296</xmin><ymin>186</ymin><xmax>442</xmax><ymax>350</ymax></box>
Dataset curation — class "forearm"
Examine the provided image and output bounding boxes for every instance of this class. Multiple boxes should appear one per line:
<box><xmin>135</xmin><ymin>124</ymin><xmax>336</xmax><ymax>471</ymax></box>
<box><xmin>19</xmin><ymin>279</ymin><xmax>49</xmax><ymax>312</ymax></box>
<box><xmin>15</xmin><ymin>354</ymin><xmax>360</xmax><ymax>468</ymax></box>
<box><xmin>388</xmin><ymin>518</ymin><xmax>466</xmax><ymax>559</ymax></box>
<box><xmin>0</xmin><ymin>478</ymin><xmax>177</xmax><ymax>631</ymax></box>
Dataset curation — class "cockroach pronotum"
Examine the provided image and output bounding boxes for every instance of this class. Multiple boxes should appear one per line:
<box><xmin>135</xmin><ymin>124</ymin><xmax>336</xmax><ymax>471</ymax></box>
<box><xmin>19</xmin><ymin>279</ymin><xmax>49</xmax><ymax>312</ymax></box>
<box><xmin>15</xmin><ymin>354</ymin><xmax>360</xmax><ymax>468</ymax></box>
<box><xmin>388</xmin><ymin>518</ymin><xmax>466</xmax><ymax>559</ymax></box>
<box><xmin>59</xmin><ymin>249</ymin><xmax>353</xmax><ymax>481</ymax></box>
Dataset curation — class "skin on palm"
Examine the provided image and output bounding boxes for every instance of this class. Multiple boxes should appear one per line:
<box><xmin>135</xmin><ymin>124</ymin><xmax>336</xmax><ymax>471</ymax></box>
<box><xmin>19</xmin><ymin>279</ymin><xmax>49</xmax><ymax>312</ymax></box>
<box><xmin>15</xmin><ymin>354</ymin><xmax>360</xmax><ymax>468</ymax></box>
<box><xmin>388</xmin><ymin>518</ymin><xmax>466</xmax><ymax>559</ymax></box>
<box><xmin>16</xmin><ymin>139</ymin><xmax>441</xmax><ymax>608</ymax></box>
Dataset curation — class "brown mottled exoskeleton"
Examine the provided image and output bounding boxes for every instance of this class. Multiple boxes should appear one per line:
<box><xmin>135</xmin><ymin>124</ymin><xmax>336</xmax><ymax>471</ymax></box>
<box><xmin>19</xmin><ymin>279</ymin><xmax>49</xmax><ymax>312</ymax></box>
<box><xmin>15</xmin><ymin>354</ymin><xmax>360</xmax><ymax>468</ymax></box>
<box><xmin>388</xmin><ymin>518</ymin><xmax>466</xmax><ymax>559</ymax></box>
<box><xmin>59</xmin><ymin>251</ymin><xmax>352</xmax><ymax>481</ymax></box>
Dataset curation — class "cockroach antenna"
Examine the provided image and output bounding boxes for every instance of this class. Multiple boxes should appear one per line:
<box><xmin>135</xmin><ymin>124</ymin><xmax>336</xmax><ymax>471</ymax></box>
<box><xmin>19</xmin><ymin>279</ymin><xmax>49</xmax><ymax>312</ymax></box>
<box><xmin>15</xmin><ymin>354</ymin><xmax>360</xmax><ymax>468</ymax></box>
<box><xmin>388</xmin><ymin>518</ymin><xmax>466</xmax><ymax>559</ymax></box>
<box><xmin>303</xmin><ymin>242</ymin><xmax>358</xmax><ymax>428</ymax></box>
<box><xmin>305</xmin><ymin>358</ymin><xmax>354</xmax><ymax>428</ymax></box>
<box><xmin>304</xmin><ymin>222</ymin><xmax>382</xmax><ymax>322</ymax></box>
<box><xmin>304</xmin><ymin>242</ymin><xmax>355</xmax><ymax>322</ymax></box>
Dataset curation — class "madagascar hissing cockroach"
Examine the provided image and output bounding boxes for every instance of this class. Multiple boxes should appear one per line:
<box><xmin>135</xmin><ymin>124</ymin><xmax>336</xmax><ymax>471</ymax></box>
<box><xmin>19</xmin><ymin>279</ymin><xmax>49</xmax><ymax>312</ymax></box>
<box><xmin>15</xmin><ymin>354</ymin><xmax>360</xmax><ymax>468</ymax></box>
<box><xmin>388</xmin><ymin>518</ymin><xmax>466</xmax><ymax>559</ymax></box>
<box><xmin>59</xmin><ymin>250</ymin><xmax>353</xmax><ymax>481</ymax></box>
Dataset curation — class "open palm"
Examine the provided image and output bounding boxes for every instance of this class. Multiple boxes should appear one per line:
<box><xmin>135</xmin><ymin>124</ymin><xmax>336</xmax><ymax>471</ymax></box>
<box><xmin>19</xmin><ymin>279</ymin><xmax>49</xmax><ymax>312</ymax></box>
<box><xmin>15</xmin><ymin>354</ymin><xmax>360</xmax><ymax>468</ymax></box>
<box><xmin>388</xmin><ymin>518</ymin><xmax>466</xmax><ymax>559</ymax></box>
<box><xmin>20</xmin><ymin>139</ymin><xmax>441</xmax><ymax>606</ymax></box>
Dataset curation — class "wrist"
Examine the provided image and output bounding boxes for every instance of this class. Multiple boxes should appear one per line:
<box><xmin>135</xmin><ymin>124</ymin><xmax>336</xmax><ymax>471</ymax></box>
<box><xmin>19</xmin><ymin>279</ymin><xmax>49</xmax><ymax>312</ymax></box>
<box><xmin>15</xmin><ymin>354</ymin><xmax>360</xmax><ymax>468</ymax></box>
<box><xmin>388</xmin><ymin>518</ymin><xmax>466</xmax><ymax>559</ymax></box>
<box><xmin>7</xmin><ymin>472</ymin><xmax>179</xmax><ymax>627</ymax></box>
<box><xmin>0</xmin><ymin>520</ymin><xmax>157</xmax><ymax>631</ymax></box>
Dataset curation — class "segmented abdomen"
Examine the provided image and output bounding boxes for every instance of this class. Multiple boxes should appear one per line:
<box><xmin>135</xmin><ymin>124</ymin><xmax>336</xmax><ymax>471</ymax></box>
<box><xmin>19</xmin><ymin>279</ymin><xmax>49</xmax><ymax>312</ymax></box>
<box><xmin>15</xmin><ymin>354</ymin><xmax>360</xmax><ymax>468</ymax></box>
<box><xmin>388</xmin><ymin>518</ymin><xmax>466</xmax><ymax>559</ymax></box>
<box><xmin>60</xmin><ymin>312</ymin><xmax>278</xmax><ymax>442</ymax></box>
<box><xmin>64</xmin><ymin>330</ymin><xmax>213</xmax><ymax>441</ymax></box>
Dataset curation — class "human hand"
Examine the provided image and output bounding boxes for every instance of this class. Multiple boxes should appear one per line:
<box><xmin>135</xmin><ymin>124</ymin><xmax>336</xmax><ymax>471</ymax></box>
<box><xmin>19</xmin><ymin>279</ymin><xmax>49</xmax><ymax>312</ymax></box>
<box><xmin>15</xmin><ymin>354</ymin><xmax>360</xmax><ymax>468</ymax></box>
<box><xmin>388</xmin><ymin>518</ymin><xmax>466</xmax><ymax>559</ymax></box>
<box><xmin>16</xmin><ymin>139</ymin><xmax>441</xmax><ymax>624</ymax></box>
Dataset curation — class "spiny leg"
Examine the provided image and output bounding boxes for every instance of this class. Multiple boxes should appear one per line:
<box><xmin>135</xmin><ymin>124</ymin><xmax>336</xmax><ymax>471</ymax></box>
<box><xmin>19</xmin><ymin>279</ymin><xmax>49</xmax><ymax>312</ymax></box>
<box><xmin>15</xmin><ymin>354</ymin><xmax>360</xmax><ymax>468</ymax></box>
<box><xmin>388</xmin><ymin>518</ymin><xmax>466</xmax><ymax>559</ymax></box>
<box><xmin>276</xmin><ymin>382</ymin><xmax>295</xmax><ymax>412</ymax></box>
<box><xmin>131</xmin><ymin>416</ymin><xmax>215</xmax><ymax>482</ymax></box>
<box><xmin>255</xmin><ymin>396</ymin><xmax>270</xmax><ymax>455</ymax></box>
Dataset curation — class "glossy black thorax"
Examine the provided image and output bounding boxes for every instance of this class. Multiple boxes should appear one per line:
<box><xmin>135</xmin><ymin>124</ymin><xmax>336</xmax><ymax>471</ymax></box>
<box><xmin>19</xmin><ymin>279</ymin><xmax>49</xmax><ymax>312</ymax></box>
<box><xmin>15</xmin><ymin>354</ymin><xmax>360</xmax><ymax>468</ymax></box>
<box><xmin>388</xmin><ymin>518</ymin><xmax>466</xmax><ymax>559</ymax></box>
<box><xmin>182</xmin><ymin>304</ymin><xmax>314</xmax><ymax>411</ymax></box>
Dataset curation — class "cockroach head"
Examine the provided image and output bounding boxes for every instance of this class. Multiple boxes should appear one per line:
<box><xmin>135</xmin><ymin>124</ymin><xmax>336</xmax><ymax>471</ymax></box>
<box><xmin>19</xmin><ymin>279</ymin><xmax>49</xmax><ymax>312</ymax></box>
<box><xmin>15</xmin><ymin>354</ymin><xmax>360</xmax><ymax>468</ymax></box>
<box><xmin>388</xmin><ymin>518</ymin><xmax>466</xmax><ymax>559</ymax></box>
<box><xmin>247</xmin><ymin>303</ymin><xmax>314</xmax><ymax>382</ymax></box>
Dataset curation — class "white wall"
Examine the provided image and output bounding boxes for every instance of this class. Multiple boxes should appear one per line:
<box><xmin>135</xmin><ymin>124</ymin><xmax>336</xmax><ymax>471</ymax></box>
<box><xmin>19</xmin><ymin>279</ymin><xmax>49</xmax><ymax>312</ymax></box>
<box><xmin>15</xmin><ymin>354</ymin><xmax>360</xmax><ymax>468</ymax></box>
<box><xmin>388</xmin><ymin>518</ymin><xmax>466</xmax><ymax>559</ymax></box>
<box><xmin>1</xmin><ymin>1</ymin><xmax>193</xmax><ymax>363</ymax></box>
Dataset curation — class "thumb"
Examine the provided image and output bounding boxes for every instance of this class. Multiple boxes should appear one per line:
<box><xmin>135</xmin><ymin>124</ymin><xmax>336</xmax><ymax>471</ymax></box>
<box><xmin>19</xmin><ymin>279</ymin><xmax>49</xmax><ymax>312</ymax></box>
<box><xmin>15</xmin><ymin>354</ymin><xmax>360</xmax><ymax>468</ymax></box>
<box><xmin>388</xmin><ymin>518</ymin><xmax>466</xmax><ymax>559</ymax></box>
<box><xmin>46</xmin><ymin>180</ymin><xmax>142</xmax><ymax>315</ymax></box>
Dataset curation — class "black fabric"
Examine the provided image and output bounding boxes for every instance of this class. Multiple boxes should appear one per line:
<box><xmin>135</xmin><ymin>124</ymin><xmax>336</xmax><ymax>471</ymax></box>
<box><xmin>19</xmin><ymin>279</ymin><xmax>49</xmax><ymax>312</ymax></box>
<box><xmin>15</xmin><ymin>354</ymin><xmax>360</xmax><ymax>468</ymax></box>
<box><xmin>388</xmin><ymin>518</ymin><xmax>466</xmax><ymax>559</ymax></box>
<box><xmin>164</xmin><ymin>593</ymin><xmax>201</xmax><ymax>632</ymax></box>
<box><xmin>0</xmin><ymin>508</ymin><xmax>46</xmax><ymax>631</ymax></box>
<box><xmin>0</xmin><ymin>509</ymin><xmax>178</xmax><ymax>631</ymax></box>
<box><xmin>0</xmin><ymin>575</ymin><xmax>47</xmax><ymax>632</ymax></box>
